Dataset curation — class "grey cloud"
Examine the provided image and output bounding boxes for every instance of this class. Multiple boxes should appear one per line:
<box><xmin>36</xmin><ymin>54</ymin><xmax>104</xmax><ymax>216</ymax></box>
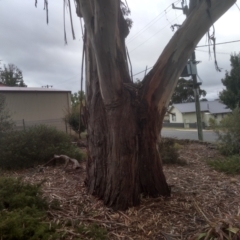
<box><xmin>0</xmin><ymin>0</ymin><xmax>239</xmax><ymax>96</ymax></box>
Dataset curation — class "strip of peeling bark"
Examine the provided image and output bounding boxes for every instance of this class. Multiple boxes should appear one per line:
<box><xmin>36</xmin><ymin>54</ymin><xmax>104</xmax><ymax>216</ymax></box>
<box><xmin>143</xmin><ymin>0</ymin><xmax>236</xmax><ymax>109</ymax></box>
<box><xmin>78</xmin><ymin>0</ymin><xmax>131</xmax><ymax>105</ymax></box>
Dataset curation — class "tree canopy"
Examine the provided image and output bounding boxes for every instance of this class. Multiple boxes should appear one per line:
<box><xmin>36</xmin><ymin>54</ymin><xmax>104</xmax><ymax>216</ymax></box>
<box><xmin>71</xmin><ymin>91</ymin><xmax>85</xmax><ymax>108</ymax></box>
<box><xmin>219</xmin><ymin>53</ymin><xmax>240</xmax><ymax>110</ymax></box>
<box><xmin>0</xmin><ymin>64</ymin><xmax>27</xmax><ymax>87</ymax></box>
<box><xmin>170</xmin><ymin>78</ymin><xmax>207</xmax><ymax>105</ymax></box>
<box><xmin>65</xmin><ymin>91</ymin><xmax>86</xmax><ymax>134</ymax></box>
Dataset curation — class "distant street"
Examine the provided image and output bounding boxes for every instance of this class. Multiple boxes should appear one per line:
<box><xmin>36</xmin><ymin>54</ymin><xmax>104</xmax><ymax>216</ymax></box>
<box><xmin>161</xmin><ymin>128</ymin><xmax>218</xmax><ymax>143</ymax></box>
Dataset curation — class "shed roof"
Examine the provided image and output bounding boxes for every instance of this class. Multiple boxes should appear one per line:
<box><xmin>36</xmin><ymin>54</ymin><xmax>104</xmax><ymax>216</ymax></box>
<box><xmin>0</xmin><ymin>87</ymin><xmax>71</xmax><ymax>93</ymax></box>
<box><xmin>172</xmin><ymin>100</ymin><xmax>231</xmax><ymax>114</ymax></box>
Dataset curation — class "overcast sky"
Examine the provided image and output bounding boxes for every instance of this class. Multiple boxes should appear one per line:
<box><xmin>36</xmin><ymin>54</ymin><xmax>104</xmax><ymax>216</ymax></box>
<box><xmin>0</xmin><ymin>0</ymin><xmax>239</xmax><ymax>100</ymax></box>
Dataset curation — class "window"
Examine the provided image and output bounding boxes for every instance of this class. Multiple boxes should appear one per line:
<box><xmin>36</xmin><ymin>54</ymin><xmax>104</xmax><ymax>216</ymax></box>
<box><xmin>172</xmin><ymin>113</ymin><xmax>176</xmax><ymax>122</ymax></box>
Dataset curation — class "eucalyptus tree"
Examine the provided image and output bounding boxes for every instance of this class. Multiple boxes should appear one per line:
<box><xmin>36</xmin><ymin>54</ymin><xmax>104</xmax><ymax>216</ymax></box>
<box><xmin>170</xmin><ymin>78</ymin><xmax>207</xmax><ymax>104</ymax></box>
<box><xmin>37</xmin><ymin>0</ymin><xmax>236</xmax><ymax>210</ymax></box>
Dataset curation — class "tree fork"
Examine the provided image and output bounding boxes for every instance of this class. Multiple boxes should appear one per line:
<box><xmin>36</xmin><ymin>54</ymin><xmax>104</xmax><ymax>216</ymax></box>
<box><xmin>75</xmin><ymin>0</ymin><xmax>236</xmax><ymax>210</ymax></box>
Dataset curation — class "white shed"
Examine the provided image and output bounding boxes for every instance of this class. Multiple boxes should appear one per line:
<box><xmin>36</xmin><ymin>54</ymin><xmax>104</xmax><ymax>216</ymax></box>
<box><xmin>0</xmin><ymin>87</ymin><xmax>71</xmax><ymax>132</ymax></box>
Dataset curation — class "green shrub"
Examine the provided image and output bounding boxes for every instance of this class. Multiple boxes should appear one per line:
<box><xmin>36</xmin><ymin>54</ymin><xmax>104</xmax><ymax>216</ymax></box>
<box><xmin>0</xmin><ymin>208</ymin><xmax>59</xmax><ymax>240</ymax></box>
<box><xmin>0</xmin><ymin>177</ymin><xmax>60</xmax><ymax>240</ymax></box>
<box><xmin>0</xmin><ymin>177</ymin><xmax>47</xmax><ymax>211</ymax></box>
<box><xmin>207</xmin><ymin>155</ymin><xmax>240</xmax><ymax>175</ymax></box>
<box><xmin>0</xmin><ymin>125</ymin><xmax>83</xmax><ymax>169</ymax></box>
<box><xmin>159</xmin><ymin>138</ymin><xmax>186</xmax><ymax>165</ymax></box>
<box><xmin>211</xmin><ymin>108</ymin><xmax>240</xmax><ymax>155</ymax></box>
<box><xmin>208</xmin><ymin>117</ymin><xmax>217</xmax><ymax>129</ymax></box>
<box><xmin>0</xmin><ymin>177</ymin><xmax>108</xmax><ymax>240</ymax></box>
<box><xmin>65</xmin><ymin>104</ymin><xmax>86</xmax><ymax>134</ymax></box>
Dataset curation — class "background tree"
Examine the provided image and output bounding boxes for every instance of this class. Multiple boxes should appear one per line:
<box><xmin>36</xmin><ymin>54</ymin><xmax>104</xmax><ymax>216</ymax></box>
<box><xmin>65</xmin><ymin>107</ymin><xmax>86</xmax><ymax>134</ymax></box>
<box><xmin>219</xmin><ymin>53</ymin><xmax>240</xmax><ymax>110</ymax></box>
<box><xmin>170</xmin><ymin>78</ymin><xmax>207</xmax><ymax>105</ymax></box>
<box><xmin>0</xmin><ymin>64</ymin><xmax>27</xmax><ymax>87</ymax></box>
<box><xmin>0</xmin><ymin>94</ymin><xmax>15</xmax><ymax>136</ymax></box>
<box><xmin>65</xmin><ymin>91</ymin><xmax>86</xmax><ymax>133</ymax></box>
<box><xmin>65</xmin><ymin>91</ymin><xmax>86</xmax><ymax>134</ymax></box>
<box><xmin>36</xmin><ymin>0</ymin><xmax>236</xmax><ymax>210</ymax></box>
<box><xmin>71</xmin><ymin>91</ymin><xmax>85</xmax><ymax>108</ymax></box>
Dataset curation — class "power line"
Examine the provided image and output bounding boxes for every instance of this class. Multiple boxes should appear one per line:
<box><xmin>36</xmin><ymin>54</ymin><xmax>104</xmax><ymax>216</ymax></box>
<box><xmin>133</xmin><ymin>39</ymin><xmax>237</xmax><ymax>78</ymax></box>
<box><xmin>196</xmin><ymin>40</ymin><xmax>240</xmax><ymax>48</ymax></box>
<box><xmin>127</xmin><ymin>0</ymin><xmax>181</xmax><ymax>43</ymax></box>
<box><xmin>132</xmin><ymin>66</ymin><xmax>153</xmax><ymax>77</ymax></box>
<box><xmin>129</xmin><ymin>14</ymin><xmax>183</xmax><ymax>53</ymax></box>
<box><xmin>56</xmin><ymin>74</ymin><xmax>80</xmax><ymax>85</ymax></box>
<box><xmin>127</xmin><ymin>8</ymin><xmax>172</xmax><ymax>44</ymax></box>
<box><xmin>196</xmin><ymin>49</ymin><xmax>230</xmax><ymax>55</ymax></box>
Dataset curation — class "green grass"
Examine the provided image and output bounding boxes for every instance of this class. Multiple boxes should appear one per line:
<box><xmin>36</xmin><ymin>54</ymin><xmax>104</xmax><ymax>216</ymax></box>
<box><xmin>207</xmin><ymin>155</ymin><xmax>240</xmax><ymax>175</ymax></box>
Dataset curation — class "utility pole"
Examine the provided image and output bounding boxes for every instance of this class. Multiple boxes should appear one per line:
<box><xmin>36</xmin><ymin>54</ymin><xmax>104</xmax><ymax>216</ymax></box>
<box><xmin>172</xmin><ymin>0</ymin><xmax>203</xmax><ymax>141</ymax></box>
<box><xmin>190</xmin><ymin>52</ymin><xmax>203</xmax><ymax>141</ymax></box>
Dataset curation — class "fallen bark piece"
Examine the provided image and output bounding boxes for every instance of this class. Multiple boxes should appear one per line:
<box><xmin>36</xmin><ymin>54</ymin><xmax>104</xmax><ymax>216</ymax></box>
<box><xmin>44</xmin><ymin>155</ymin><xmax>81</xmax><ymax>169</ymax></box>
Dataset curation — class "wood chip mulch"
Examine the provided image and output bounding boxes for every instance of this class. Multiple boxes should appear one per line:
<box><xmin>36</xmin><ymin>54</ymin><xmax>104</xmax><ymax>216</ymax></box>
<box><xmin>3</xmin><ymin>143</ymin><xmax>240</xmax><ymax>239</ymax></box>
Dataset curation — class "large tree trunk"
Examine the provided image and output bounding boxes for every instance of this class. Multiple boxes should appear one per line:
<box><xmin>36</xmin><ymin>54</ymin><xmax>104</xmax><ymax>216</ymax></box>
<box><xmin>86</xmin><ymin>78</ymin><xmax>170</xmax><ymax>210</ymax></box>
<box><xmin>76</xmin><ymin>0</ymin><xmax>236</xmax><ymax>210</ymax></box>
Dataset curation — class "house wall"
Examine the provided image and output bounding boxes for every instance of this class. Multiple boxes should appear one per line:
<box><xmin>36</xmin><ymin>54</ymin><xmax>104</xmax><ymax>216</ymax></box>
<box><xmin>203</xmin><ymin>113</ymin><xmax>212</xmax><ymax>126</ymax></box>
<box><xmin>204</xmin><ymin>112</ymin><xmax>230</xmax><ymax>126</ymax></box>
<box><xmin>168</xmin><ymin>110</ymin><xmax>230</xmax><ymax>128</ymax></box>
<box><xmin>169</xmin><ymin>108</ymin><xmax>203</xmax><ymax>124</ymax></box>
<box><xmin>1</xmin><ymin>91</ymin><xmax>71</xmax><ymax>132</ymax></box>
<box><xmin>169</xmin><ymin>107</ymin><xmax>183</xmax><ymax>123</ymax></box>
<box><xmin>169</xmin><ymin>108</ymin><xmax>207</xmax><ymax>128</ymax></box>
<box><xmin>163</xmin><ymin>114</ymin><xmax>170</xmax><ymax>122</ymax></box>
<box><xmin>182</xmin><ymin>112</ymin><xmax>197</xmax><ymax>123</ymax></box>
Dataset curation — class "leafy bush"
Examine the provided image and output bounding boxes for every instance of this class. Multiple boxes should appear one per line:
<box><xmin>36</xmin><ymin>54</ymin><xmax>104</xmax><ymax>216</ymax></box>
<box><xmin>0</xmin><ymin>178</ymin><xmax>108</xmax><ymax>240</ymax></box>
<box><xmin>0</xmin><ymin>177</ymin><xmax>60</xmax><ymax>240</ymax></box>
<box><xmin>0</xmin><ymin>125</ymin><xmax>83</xmax><ymax>169</ymax></box>
<box><xmin>0</xmin><ymin>177</ymin><xmax>47</xmax><ymax>211</ymax></box>
<box><xmin>159</xmin><ymin>138</ymin><xmax>186</xmax><ymax>165</ymax></box>
<box><xmin>211</xmin><ymin>108</ymin><xmax>240</xmax><ymax>155</ymax></box>
<box><xmin>207</xmin><ymin>155</ymin><xmax>240</xmax><ymax>175</ymax></box>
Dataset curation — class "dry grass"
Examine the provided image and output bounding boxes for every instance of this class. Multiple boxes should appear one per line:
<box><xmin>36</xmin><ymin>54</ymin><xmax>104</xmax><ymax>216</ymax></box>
<box><xmin>2</xmin><ymin>143</ymin><xmax>240</xmax><ymax>239</ymax></box>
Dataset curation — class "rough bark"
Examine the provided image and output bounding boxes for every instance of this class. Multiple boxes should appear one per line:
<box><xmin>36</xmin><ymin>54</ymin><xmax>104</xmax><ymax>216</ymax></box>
<box><xmin>75</xmin><ymin>0</ymin><xmax>236</xmax><ymax>210</ymax></box>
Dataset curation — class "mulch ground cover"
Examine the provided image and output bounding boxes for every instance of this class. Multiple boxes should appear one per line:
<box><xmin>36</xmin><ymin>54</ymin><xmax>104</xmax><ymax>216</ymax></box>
<box><xmin>3</xmin><ymin>142</ymin><xmax>240</xmax><ymax>239</ymax></box>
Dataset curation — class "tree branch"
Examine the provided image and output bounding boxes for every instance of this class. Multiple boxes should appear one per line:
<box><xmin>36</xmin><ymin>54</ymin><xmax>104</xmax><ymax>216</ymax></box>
<box><xmin>143</xmin><ymin>0</ymin><xmax>236</xmax><ymax>109</ymax></box>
